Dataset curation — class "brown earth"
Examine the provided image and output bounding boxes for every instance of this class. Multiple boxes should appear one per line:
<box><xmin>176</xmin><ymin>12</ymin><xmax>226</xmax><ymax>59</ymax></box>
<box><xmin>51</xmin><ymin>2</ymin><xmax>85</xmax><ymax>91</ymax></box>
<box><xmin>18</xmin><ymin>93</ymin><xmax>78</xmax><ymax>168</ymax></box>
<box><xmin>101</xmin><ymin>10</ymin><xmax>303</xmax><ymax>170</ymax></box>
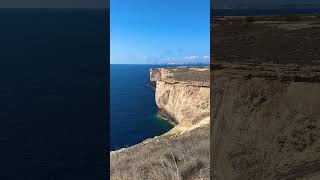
<box><xmin>211</xmin><ymin>15</ymin><xmax>320</xmax><ymax>65</ymax></box>
<box><xmin>211</xmin><ymin>15</ymin><xmax>320</xmax><ymax>180</ymax></box>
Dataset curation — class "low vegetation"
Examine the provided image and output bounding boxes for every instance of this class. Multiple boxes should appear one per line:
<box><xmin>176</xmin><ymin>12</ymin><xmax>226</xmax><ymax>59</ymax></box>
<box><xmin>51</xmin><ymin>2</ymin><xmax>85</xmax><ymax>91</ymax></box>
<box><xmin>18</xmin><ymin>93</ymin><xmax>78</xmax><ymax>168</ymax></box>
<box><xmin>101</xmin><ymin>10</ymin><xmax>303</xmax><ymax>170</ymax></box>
<box><xmin>110</xmin><ymin>126</ymin><xmax>209</xmax><ymax>180</ymax></box>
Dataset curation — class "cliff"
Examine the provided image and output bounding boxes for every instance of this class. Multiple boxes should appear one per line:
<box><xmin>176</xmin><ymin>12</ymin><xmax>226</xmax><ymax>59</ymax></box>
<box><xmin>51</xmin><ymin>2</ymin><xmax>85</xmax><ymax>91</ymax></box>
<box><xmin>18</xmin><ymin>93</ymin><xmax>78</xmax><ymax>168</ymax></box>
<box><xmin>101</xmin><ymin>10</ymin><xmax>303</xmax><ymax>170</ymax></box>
<box><xmin>211</xmin><ymin>62</ymin><xmax>320</xmax><ymax>180</ymax></box>
<box><xmin>150</xmin><ymin>66</ymin><xmax>210</xmax><ymax>136</ymax></box>
<box><xmin>110</xmin><ymin>66</ymin><xmax>210</xmax><ymax>180</ymax></box>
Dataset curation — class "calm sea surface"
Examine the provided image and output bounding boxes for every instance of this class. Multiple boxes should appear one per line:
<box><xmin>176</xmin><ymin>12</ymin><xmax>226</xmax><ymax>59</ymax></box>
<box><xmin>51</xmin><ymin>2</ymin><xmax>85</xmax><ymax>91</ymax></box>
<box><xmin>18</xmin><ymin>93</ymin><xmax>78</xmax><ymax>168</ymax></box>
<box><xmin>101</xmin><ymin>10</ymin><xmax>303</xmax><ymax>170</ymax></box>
<box><xmin>110</xmin><ymin>65</ymin><xmax>173</xmax><ymax>151</ymax></box>
<box><xmin>0</xmin><ymin>9</ymin><xmax>108</xmax><ymax>180</ymax></box>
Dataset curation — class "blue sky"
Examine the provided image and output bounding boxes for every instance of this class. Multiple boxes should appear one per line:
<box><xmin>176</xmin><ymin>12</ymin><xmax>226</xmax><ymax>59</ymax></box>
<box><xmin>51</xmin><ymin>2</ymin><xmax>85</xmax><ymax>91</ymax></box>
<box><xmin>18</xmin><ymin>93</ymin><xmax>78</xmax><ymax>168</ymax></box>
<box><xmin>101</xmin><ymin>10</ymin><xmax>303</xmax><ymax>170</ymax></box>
<box><xmin>111</xmin><ymin>0</ymin><xmax>210</xmax><ymax>64</ymax></box>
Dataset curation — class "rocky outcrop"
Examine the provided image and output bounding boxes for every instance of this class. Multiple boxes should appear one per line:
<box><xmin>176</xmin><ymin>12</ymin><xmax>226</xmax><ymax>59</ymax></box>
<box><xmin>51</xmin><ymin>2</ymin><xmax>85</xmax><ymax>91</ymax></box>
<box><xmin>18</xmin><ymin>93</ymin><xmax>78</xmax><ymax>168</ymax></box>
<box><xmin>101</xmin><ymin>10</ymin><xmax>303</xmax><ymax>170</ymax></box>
<box><xmin>210</xmin><ymin>62</ymin><xmax>320</xmax><ymax>180</ymax></box>
<box><xmin>150</xmin><ymin>66</ymin><xmax>210</xmax><ymax>135</ymax></box>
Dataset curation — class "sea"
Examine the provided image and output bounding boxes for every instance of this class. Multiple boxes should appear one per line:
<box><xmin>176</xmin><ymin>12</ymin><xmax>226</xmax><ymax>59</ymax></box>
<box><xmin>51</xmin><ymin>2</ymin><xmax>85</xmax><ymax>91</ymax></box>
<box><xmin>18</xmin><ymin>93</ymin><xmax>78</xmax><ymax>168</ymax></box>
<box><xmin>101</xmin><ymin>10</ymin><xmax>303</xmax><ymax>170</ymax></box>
<box><xmin>110</xmin><ymin>65</ymin><xmax>173</xmax><ymax>151</ymax></box>
<box><xmin>0</xmin><ymin>9</ymin><xmax>108</xmax><ymax>180</ymax></box>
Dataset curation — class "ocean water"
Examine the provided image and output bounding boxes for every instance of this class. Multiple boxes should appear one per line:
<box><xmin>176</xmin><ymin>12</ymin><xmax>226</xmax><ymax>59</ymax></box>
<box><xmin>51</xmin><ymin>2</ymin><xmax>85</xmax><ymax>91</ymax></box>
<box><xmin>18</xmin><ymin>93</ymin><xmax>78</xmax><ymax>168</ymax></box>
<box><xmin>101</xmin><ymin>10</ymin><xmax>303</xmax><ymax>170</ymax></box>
<box><xmin>110</xmin><ymin>64</ymin><xmax>173</xmax><ymax>151</ymax></box>
<box><xmin>0</xmin><ymin>9</ymin><xmax>108</xmax><ymax>179</ymax></box>
<box><xmin>212</xmin><ymin>8</ymin><xmax>320</xmax><ymax>16</ymax></box>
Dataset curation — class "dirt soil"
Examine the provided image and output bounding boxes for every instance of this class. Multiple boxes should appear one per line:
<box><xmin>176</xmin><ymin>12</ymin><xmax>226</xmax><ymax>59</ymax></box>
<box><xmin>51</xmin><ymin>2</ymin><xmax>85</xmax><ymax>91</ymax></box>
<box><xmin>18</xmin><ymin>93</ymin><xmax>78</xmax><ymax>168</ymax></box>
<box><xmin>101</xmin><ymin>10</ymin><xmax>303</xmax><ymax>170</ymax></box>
<box><xmin>211</xmin><ymin>15</ymin><xmax>320</xmax><ymax>65</ymax></box>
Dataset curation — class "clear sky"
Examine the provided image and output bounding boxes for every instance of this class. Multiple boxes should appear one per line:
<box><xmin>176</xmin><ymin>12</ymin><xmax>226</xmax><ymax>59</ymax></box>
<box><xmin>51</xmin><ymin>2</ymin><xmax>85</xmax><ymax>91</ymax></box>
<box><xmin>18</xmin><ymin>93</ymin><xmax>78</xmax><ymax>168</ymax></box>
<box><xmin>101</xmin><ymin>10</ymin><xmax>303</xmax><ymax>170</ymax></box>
<box><xmin>111</xmin><ymin>0</ymin><xmax>210</xmax><ymax>64</ymax></box>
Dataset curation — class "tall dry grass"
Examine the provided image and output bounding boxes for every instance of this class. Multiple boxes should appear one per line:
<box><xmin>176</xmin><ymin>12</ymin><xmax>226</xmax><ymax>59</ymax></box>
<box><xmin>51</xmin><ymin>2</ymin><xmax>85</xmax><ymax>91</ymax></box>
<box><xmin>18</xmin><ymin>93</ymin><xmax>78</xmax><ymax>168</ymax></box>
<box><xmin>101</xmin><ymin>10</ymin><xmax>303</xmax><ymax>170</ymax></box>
<box><xmin>110</xmin><ymin>127</ymin><xmax>210</xmax><ymax>180</ymax></box>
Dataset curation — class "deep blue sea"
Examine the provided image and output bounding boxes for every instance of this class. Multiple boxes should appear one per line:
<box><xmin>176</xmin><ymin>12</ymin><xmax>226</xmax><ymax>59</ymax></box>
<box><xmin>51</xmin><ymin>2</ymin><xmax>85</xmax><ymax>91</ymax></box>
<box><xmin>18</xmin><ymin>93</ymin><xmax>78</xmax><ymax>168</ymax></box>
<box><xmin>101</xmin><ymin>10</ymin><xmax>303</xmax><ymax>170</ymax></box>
<box><xmin>110</xmin><ymin>65</ymin><xmax>173</xmax><ymax>150</ymax></box>
<box><xmin>0</xmin><ymin>9</ymin><xmax>108</xmax><ymax>180</ymax></box>
<box><xmin>212</xmin><ymin>8</ymin><xmax>320</xmax><ymax>16</ymax></box>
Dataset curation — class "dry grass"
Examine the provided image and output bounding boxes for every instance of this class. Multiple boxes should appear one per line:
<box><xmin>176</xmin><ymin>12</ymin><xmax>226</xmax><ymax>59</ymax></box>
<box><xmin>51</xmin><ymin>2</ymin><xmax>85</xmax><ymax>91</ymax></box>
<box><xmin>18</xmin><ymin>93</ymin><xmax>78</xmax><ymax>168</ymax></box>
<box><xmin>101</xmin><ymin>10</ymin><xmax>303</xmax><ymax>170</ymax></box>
<box><xmin>110</xmin><ymin>126</ymin><xmax>209</xmax><ymax>180</ymax></box>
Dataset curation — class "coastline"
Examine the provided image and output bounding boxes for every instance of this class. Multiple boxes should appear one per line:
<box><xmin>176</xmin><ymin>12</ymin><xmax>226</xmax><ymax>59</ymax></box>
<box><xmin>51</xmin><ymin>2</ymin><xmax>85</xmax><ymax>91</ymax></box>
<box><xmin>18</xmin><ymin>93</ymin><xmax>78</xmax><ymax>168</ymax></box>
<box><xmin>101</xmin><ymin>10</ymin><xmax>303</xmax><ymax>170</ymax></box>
<box><xmin>110</xmin><ymin>65</ymin><xmax>174</xmax><ymax>151</ymax></box>
<box><xmin>157</xmin><ymin>108</ymin><xmax>178</xmax><ymax>126</ymax></box>
<box><xmin>110</xmin><ymin>66</ymin><xmax>210</xmax><ymax>179</ymax></box>
<box><xmin>111</xmin><ymin>65</ymin><xmax>210</xmax><ymax>150</ymax></box>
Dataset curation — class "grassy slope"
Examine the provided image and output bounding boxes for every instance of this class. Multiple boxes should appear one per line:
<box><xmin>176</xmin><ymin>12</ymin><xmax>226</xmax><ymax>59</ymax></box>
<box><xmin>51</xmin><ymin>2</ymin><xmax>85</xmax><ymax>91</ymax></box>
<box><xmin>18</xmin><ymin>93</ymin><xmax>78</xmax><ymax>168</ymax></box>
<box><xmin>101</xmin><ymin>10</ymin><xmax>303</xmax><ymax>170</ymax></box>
<box><xmin>110</xmin><ymin>126</ymin><xmax>210</xmax><ymax>180</ymax></box>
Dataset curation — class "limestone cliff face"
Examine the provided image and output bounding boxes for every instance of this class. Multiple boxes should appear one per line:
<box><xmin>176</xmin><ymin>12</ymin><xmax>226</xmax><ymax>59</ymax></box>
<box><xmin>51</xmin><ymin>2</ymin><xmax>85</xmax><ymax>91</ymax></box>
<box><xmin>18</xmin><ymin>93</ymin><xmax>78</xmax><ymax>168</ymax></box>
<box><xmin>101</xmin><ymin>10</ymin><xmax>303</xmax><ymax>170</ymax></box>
<box><xmin>150</xmin><ymin>66</ymin><xmax>210</xmax><ymax>134</ymax></box>
<box><xmin>211</xmin><ymin>63</ymin><xmax>320</xmax><ymax>180</ymax></box>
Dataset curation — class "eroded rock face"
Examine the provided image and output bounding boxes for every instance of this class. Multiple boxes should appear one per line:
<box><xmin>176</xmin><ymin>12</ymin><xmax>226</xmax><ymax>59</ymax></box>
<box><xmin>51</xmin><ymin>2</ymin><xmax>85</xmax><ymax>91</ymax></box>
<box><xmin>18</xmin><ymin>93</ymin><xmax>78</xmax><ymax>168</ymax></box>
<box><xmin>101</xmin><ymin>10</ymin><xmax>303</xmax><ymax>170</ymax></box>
<box><xmin>210</xmin><ymin>63</ymin><xmax>320</xmax><ymax>180</ymax></box>
<box><xmin>150</xmin><ymin>66</ymin><xmax>210</xmax><ymax>134</ymax></box>
<box><xmin>156</xmin><ymin>81</ymin><xmax>209</xmax><ymax>127</ymax></box>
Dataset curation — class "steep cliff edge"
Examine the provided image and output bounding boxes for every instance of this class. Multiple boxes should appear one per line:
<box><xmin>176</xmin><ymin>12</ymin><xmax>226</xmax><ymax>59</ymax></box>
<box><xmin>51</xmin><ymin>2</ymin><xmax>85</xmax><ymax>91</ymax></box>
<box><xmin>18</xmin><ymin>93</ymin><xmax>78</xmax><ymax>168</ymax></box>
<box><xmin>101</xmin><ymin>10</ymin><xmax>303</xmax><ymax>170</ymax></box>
<box><xmin>150</xmin><ymin>66</ymin><xmax>210</xmax><ymax>136</ymax></box>
<box><xmin>211</xmin><ymin>63</ymin><xmax>320</xmax><ymax>180</ymax></box>
<box><xmin>110</xmin><ymin>66</ymin><xmax>210</xmax><ymax>180</ymax></box>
